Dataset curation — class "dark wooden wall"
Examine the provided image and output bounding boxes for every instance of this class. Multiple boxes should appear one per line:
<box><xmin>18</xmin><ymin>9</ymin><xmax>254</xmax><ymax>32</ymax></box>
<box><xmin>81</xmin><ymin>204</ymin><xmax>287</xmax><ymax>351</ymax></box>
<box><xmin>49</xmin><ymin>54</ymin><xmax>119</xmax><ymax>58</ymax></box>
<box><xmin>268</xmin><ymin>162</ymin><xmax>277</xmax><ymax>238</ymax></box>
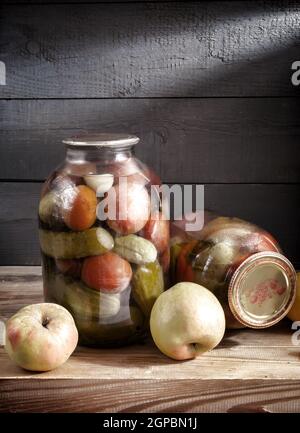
<box><xmin>0</xmin><ymin>1</ymin><xmax>299</xmax><ymax>266</ymax></box>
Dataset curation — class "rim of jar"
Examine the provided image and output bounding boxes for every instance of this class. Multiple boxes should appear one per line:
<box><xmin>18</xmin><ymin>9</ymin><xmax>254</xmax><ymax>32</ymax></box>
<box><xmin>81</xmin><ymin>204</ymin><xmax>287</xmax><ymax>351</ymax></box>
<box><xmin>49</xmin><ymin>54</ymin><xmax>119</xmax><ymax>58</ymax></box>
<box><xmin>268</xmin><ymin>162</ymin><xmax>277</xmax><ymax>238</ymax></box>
<box><xmin>62</xmin><ymin>133</ymin><xmax>140</xmax><ymax>148</ymax></box>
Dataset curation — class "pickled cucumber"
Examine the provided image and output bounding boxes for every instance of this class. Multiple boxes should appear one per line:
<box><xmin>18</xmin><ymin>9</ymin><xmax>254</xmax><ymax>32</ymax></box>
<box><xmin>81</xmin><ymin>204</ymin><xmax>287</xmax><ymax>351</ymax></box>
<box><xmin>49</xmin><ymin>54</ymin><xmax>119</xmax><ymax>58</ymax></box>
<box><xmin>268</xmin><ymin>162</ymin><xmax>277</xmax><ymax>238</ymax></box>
<box><xmin>192</xmin><ymin>241</ymin><xmax>236</xmax><ymax>285</ymax></box>
<box><xmin>114</xmin><ymin>234</ymin><xmax>157</xmax><ymax>265</ymax></box>
<box><xmin>39</xmin><ymin>227</ymin><xmax>114</xmax><ymax>259</ymax></box>
<box><xmin>170</xmin><ymin>242</ymin><xmax>184</xmax><ymax>284</ymax></box>
<box><xmin>74</xmin><ymin>306</ymin><xmax>146</xmax><ymax>346</ymax></box>
<box><xmin>46</xmin><ymin>274</ymin><xmax>120</xmax><ymax>319</ymax></box>
<box><xmin>132</xmin><ymin>260</ymin><xmax>164</xmax><ymax>317</ymax></box>
<box><xmin>46</xmin><ymin>273</ymin><xmax>99</xmax><ymax>318</ymax></box>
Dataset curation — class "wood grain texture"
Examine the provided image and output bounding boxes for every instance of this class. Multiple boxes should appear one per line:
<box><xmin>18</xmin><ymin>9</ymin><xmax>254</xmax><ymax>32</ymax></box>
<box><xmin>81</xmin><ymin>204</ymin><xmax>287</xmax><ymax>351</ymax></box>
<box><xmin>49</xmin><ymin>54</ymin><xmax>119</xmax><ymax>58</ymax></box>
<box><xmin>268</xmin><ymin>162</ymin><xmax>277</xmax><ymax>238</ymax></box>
<box><xmin>0</xmin><ymin>266</ymin><xmax>300</xmax><ymax>413</ymax></box>
<box><xmin>0</xmin><ymin>182</ymin><xmax>299</xmax><ymax>267</ymax></box>
<box><xmin>2</xmin><ymin>379</ymin><xmax>300</xmax><ymax>413</ymax></box>
<box><xmin>1</xmin><ymin>98</ymin><xmax>300</xmax><ymax>183</ymax></box>
<box><xmin>1</xmin><ymin>1</ymin><xmax>300</xmax><ymax>98</ymax></box>
<box><xmin>1</xmin><ymin>326</ymin><xmax>300</xmax><ymax>381</ymax></box>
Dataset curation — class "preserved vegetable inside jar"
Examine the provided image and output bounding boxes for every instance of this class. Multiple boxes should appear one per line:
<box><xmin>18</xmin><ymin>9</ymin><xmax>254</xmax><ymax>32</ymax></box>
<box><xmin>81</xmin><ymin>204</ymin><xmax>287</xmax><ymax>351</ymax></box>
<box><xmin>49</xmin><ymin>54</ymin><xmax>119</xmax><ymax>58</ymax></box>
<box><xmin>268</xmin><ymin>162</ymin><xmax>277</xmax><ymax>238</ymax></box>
<box><xmin>171</xmin><ymin>212</ymin><xmax>296</xmax><ymax>329</ymax></box>
<box><xmin>39</xmin><ymin>133</ymin><xmax>169</xmax><ymax>347</ymax></box>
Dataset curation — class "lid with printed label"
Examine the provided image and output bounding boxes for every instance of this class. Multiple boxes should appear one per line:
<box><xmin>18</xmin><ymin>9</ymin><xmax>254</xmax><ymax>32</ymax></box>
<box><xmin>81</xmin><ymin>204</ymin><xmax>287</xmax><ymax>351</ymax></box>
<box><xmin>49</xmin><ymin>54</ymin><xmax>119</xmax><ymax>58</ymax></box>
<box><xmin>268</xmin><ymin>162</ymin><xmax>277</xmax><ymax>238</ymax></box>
<box><xmin>228</xmin><ymin>251</ymin><xmax>297</xmax><ymax>328</ymax></box>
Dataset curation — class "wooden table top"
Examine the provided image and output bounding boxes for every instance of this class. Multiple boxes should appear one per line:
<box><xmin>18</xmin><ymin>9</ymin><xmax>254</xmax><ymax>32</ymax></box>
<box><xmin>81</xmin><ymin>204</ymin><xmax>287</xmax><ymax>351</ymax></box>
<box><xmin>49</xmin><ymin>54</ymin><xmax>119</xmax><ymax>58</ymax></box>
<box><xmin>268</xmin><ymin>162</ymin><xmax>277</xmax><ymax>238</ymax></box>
<box><xmin>0</xmin><ymin>266</ymin><xmax>300</xmax><ymax>413</ymax></box>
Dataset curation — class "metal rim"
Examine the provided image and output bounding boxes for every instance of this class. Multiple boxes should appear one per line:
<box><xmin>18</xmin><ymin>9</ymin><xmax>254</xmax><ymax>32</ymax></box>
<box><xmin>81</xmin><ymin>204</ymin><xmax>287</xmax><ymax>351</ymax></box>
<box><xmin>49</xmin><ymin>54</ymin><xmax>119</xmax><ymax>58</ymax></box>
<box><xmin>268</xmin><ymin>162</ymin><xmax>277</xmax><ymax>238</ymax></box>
<box><xmin>62</xmin><ymin>133</ymin><xmax>140</xmax><ymax>147</ymax></box>
<box><xmin>228</xmin><ymin>251</ymin><xmax>297</xmax><ymax>329</ymax></box>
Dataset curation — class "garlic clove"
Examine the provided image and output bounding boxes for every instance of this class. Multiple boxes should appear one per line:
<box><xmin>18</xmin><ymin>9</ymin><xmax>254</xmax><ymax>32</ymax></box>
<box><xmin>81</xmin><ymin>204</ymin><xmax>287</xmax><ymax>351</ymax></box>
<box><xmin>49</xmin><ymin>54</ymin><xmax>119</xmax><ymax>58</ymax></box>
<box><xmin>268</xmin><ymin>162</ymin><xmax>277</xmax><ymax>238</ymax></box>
<box><xmin>84</xmin><ymin>173</ymin><xmax>114</xmax><ymax>195</ymax></box>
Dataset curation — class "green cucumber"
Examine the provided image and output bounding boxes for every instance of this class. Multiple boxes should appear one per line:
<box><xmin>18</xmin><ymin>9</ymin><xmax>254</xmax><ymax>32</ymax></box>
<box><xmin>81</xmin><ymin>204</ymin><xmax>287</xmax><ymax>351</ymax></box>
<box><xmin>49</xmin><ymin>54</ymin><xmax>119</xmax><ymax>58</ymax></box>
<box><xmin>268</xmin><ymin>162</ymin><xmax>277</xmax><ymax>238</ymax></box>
<box><xmin>132</xmin><ymin>260</ymin><xmax>164</xmax><ymax>317</ymax></box>
<box><xmin>114</xmin><ymin>234</ymin><xmax>157</xmax><ymax>265</ymax></box>
<box><xmin>39</xmin><ymin>227</ymin><xmax>114</xmax><ymax>259</ymax></box>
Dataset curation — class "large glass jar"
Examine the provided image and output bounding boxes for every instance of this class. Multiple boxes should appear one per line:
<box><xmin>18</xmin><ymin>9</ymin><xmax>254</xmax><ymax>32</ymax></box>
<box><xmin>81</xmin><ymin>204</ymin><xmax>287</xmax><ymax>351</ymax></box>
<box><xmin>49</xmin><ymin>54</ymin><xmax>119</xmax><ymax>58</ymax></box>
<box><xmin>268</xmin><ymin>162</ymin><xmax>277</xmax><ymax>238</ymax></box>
<box><xmin>171</xmin><ymin>212</ymin><xmax>296</xmax><ymax>329</ymax></box>
<box><xmin>39</xmin><ymin>133</ymin><xmax>169</xmax><ymax>347</ymax></box>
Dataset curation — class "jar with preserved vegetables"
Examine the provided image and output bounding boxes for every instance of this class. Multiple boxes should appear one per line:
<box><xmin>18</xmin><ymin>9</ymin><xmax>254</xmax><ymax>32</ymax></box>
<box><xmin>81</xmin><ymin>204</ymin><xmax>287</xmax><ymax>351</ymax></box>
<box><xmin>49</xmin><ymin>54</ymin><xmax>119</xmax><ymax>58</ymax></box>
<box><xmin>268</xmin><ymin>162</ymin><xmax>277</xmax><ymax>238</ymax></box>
<box><xmin>171</xmin><ymin>212</ymin><xmax>296</xmax><ymax>329</ymax></box>
<box><xmin>39</xmin><ymin>133</ymin><xmax>169</xmax><ymax>347</ymax></box>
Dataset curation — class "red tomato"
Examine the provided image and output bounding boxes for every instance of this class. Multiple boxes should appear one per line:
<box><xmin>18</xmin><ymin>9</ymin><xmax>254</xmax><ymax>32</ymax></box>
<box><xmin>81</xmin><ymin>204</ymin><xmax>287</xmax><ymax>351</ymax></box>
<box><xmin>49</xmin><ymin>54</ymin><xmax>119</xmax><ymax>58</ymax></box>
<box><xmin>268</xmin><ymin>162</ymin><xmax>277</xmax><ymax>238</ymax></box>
<box><xmin>81</xmin><ymin>252</ymin><xmax>132</xmax><ymax>293</ymax></box>
<box><xmin>160</xmin><ymin>247</ymin><xmax>170</xmax><ymax>274</ymax></box>
<box><xmin>106</xmin><ymin>181</ymin><xmax>150</xmax><ymax>235</ymax></box>
<box><xmin>55</xmin><ymin>259</ymin><xmax>82</xmax><ymax>278</ymax></box>
<box><xmin>176</xmin><ymin>241</ymin><xmax>198</xmax><ymax>283</ymax></box>
<box><xmin>63</xmin><ymin>185</ymin><xmax>97</xmax><ymax>231</ymax></box>
<box><xmin>240</xmin><ymin>231</ymin><xmax>280</xmax><ymax>255</ymax></box>
<box><xmin>141</xmin><ymin>212</ymin><xmax>169</xmax><ymax>254</ymax></box>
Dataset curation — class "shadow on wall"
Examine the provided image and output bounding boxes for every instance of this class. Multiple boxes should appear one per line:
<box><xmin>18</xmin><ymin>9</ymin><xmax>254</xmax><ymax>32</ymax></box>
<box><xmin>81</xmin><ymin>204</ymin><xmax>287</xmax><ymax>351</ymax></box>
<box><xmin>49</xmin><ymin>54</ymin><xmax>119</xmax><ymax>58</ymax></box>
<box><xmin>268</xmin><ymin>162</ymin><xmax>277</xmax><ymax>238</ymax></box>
<box><xmin>1</xmin><ymin>3</ymin><xmax>300</xmax><ymax>183</ymax></box>
<box><xmin>1</xmin><ymin>1</ymin><xmax>300</xmax><ymax>98</ymax></box>
<box><xmin>1</xmin><ymin>42</ymin><xmax>300</xmax><ymax>183</ymax></box>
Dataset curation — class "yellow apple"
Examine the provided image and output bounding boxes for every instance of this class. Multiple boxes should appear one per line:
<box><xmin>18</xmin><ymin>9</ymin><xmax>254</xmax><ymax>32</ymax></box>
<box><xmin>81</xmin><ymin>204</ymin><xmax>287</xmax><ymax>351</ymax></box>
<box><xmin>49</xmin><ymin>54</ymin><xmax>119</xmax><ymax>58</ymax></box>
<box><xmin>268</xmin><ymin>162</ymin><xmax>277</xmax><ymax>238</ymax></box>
<box><xmin>5</xmin><ymin>303</ymin><xmax>78</xmax><ymax>372</ymax></box>
<box><xmin>150</xmin><ymin>282</ymin><xmax>225</xmax><ymax>360</ymax></box>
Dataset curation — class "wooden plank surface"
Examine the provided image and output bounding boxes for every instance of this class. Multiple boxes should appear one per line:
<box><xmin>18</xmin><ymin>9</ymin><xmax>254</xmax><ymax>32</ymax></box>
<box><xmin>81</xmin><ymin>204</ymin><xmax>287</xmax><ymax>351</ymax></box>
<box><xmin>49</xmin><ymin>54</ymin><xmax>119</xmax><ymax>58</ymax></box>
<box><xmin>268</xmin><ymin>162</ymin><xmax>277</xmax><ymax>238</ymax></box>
<box><xmin>0</xmin><ymin>266</ymin><xmax>300</xmax><ymax>413</ymax></box>
<box><xmin>1</xmin><ymin>98</ymin><xmax>300</xmax><ymax>183</ymax></box>
<box><xmin>1</xmin><ymin>2</ymin><xmax>299</xmax><ymax>98</ymax></box>
<box><xmin>0</xmin><ymin>182</ymin><xmax>299</xmax><ymax>267</ymax></box>
<box><xmin>2</xmin><ymin>378</ymin><xmax>300</xmax><ymax>413</ymax></box>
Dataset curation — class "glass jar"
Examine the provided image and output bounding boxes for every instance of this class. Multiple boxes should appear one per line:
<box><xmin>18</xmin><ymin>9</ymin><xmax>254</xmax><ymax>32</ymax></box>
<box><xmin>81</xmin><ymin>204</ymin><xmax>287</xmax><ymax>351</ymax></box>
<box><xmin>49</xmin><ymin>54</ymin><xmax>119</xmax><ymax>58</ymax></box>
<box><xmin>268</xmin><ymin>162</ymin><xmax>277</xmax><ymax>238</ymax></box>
<box><xmin>39</xmin><ymin>133</ymin><xmax>169</xmax><ymax>347</ymax></box>
<box><xmin>171</xmin><ymin>212</ymin><xmax>296</xmax><ymax>329</ymax></box>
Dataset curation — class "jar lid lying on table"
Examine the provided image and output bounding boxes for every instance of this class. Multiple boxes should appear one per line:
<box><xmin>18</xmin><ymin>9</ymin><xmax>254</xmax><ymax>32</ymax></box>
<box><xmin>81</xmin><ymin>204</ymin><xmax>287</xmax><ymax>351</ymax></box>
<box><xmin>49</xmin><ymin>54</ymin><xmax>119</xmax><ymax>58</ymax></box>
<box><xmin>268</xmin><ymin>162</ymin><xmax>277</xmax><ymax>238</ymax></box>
<box><xmin>228</xmin><ymin>251</ymin><xmax>297</xmax><ymax>329</ymax></box>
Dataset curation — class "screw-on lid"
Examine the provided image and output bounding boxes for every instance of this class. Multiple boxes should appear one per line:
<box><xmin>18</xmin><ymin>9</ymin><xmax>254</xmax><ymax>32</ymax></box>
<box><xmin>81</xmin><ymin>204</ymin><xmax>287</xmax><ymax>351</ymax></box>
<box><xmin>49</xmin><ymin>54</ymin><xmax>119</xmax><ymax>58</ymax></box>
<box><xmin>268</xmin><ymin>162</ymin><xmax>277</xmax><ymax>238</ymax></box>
<box><xmin>62</xmin><ymin>133</ymin><xmax>139</xmax><ymax>147</ymax></box>
<box><xmin>228</xmin><ymin>251</ymin><xmax>296</xmax><ymax>328</ymax></box>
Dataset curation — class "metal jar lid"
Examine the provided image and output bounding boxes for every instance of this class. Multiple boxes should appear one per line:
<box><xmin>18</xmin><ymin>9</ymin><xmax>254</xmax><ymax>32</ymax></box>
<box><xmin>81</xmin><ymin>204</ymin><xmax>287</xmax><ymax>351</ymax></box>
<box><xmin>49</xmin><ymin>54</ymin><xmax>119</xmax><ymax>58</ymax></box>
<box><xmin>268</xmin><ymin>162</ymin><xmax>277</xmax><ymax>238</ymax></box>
<box><xmin>62</xmin><ymin>133</ymin><xmax>140</xmax><ymax>147</ymax></box>
<box><xmin>228</xmin><ymin>251</ymin><xmax>297</xmax><ymax>328</ymax></box>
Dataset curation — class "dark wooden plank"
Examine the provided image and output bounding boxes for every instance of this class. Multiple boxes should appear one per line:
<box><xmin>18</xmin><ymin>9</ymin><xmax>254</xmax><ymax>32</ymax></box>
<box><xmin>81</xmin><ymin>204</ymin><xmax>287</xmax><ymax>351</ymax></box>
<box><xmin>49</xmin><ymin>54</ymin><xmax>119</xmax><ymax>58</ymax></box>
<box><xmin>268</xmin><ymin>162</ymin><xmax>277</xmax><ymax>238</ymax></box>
<box><xmin>0</xmin><ymin>183</ymin><xmax>41</xmax><ymax>266</ymax></box>
<box><xmin>1</xmin><ymin>97</ymin><xmax>300</xmax><ymax>183</ymax></box>
<box><xmin>1</xmin><ymin>1</ymin><xmax>299</xmax><ymax>98</ymax></box>
<box><xmin>0</xmin><ymin>182</ymin><xmax>298</xmax><ymax>266</ymax></box>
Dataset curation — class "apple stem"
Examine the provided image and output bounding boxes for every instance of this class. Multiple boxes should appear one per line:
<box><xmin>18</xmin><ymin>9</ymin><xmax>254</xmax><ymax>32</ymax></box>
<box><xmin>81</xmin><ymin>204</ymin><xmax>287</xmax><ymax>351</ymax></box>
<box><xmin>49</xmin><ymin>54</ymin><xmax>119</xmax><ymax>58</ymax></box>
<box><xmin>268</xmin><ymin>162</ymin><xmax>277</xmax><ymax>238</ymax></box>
<box><xmin>42</xmin><ymin>317</ymin><xmax>50</xmax><ymax>328</ymax></box>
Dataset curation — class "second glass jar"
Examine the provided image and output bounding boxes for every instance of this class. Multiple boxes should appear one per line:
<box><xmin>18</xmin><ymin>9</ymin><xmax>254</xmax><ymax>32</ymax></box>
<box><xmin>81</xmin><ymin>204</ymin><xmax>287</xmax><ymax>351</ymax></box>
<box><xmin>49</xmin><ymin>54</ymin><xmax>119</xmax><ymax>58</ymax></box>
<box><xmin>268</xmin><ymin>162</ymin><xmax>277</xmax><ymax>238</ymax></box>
<box><xmin>171</xmin><ymin>212</ymin><xmax>296</xmax><ymax>329</ymax></box>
